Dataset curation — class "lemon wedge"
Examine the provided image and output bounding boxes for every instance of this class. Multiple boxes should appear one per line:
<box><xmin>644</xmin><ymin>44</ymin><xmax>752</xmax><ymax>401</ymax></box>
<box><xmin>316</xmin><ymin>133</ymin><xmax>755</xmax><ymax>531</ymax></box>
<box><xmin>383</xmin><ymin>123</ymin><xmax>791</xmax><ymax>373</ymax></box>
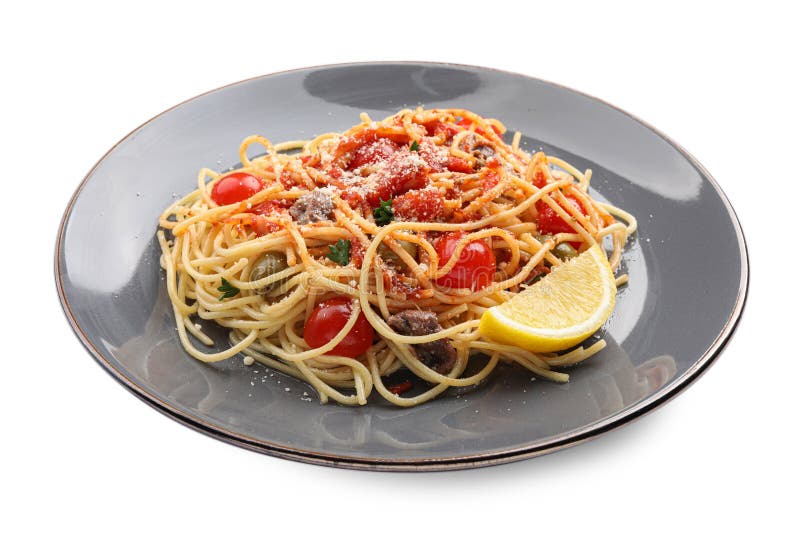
<box><xmin>479</xmin><ymin>244</ymin><xmax>616</xmax><ymax>353</ymax></box>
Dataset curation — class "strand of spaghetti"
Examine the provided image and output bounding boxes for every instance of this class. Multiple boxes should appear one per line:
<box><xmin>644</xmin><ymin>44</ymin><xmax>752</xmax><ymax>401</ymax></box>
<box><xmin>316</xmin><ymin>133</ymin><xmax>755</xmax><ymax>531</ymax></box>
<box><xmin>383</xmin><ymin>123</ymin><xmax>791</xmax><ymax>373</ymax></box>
<box><xmin>460</xmin><ymin>176</ymin><xmax>512</xmax><ymax>217</ymax></box>
<box><xmin>204</xmin><ymin>233</ymin><xmax>291</xmax><ymax>261</ymax></box>
<box><xmin>543</xmin><ymin>340</ymin><xmax>607</xmax><ymax>367</ymax></box>
<box><xmin>564</xmin><ymin>182</ymin><xmax>609</xmax><ymax>228</ymax></box>
<box><xmin>282</xmin><ymin>315</ymin><xmax>308</xmax><ymax>348</ymax></box>
<box><xmin>240</xmin><ymin>300</ymin><xmax>364</xmax><ymax>362</ymax></box>
<box><xmin>283</xmin><ymin>220</ymin><xmax>319</xmax><ymax>269</ymax></box>
<box><xmin>157</xmin><ymin>231</ymin><xmax>196</xmax><ymax>316</ymax></box>
<box><xmin>238</xmin><ymin>135</ymin><xmax>275</xmax><ymax>167</ymax></box>
<box><xmin>181</xmin><ymin>237</ymin><xmax>249</xmax><ymax>283</ymax></box>
<box><xmin>553</xmin><ymin>187</ymin><xmax>599</xmax><ymax>235</ymax></box>
<box><xmin>467</xmin><ymin>341</ymin><xmax>551</xmax><ymax>369</ymax></box>
<box><xmin>367</xmin><ymin>344</ymin><xmax>482</xmax><ymax>407</ymax></box>
<box><xmin>383</xmin><ymin>233</ymin><xmax>437</xmax><ymax>286</ymax></box>
<box><xmin>229</xmin><ymin>264</ymin><xmax>305</xmax><ymax>291</ymax></box>
<box><xmin>238</xmin><ymin>343</ymin><xmax>340</xmax><ymax>403</ymax></box>
<box><xmin>599</xmin><ymin>202</ymin><xmax>638</xmax><ymax>236</ymax></box>
<box><xmin>292</xmin><ymin>357</ymin><xmax>371</xmax><ymax>406</ymax></box>
<box><xmin>159</xmin><ymin>188</ymin><xmax>204</xmax><ymax>229</ymax></box>
<box><xmin>437</xmin><ymin>304</ymin><xmax>469</xmax><ymax>322</ymax></box>
<box><xmin>401</xmin><ymin>112</ymin><xmax>423</xmax><ymax>142</ymax></box>
<box><xmin>273</xmin><ymin>140</ymin><xmax>309</xmax><ymax>152</ymax></box>
<box><xmin>597</xmin><ymin>222</ymin><xmax>628</xmax><ymax>240</ymax></box>
<box><xmin>547</xmin><ymin>155</ymin><xmax>588</xmax><ymax>190</ymax></box>
<box><xmin>385</xmin><ymin>338</ymin><xmax>500</xmax><ymax>387</ymax></box>
<box><xmin>483</xmin><ymin>350</ymin><xmax>569</xmax><ymax>382</ymax></box>
<box><xmin>511</xmin><ymin>131</ymin><xmax>521</xmax><ymax>152</ymax></box>
<box><xmin>171</xmin><ymin>185</ymin><xmax>283</xmax><ymax>235</ymax></box>
<box><xmin>366</xmin><ymin>350</ymin><xmax>466</xmax><ymax>407</ymax></box>
<box><xmin>374</xmin><ymin>260</ymin><xmax>391</xmax><ymax>320</ymax></box>
<box><xmin>333</xmin><ymin>209</ymin><xmax>372</xmax><ymax>252</ymax></box>
<box><xmin>610</xmin><ymin>226</ymin><xmax>626</xmax><ymax>271</ymax></box>
<box><xmin>182</xmin><ymin>316</ymin><xmax>214</xmax><ymax>346</ymax></box>
<box><xmin>197</xmin><ymin>167</ymin><xmax>219</xmax><ymax>206</ymax></box>
<box><xmin>176</xmin><ymin>313</ymin><xmax>258</xmax><ymax>363</ymax></box>
<box><xmin>537</xmin><ymin>192</ymin><xmax>597</xmax><ymax>246</ymax></box>
<box><xmin>519</xmin><ymin>233</ymin><xmax>564</xmax><ymax>267</ymax></box>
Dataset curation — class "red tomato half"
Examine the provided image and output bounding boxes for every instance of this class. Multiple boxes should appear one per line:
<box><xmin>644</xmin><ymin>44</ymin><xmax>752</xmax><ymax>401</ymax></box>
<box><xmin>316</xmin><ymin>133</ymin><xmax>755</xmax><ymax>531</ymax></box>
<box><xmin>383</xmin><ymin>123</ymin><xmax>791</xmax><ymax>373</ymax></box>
<box><xmin>434</xmin><ymin>233</ymin><xmax>496</xmax><ymax>291</ymax></box>
<box><xmin>303</xmin><ymin>297</ymin><xmax>375</xmax><ymax>358</ymax></box>
<box><xmin>211</xmin><ymin>172</ymin><xmax>265</xmax><ymax>205</ymax></box>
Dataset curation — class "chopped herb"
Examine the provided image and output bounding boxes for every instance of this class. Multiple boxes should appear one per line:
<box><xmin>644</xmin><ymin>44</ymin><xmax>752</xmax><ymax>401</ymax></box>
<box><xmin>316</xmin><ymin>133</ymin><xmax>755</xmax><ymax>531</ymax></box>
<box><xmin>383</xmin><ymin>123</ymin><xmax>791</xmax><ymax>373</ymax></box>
<box><xmin>409</xmin><ymin>140</ymin><xmax>419</xmax><ymax>152</ymax></box>
<box><xmin>327</xmin><ymin>239</ymin><xmax>351</xmax><ymax>266</ymax></box>
<box><xmin>373</xmin><ymin>198</ymin><xmax>394</xmax><ymax>226</ymax></box>
<box><xmin>218</xmin><ymin>277</ymin><xmax>240</xmax><ymax>300</ymax></box>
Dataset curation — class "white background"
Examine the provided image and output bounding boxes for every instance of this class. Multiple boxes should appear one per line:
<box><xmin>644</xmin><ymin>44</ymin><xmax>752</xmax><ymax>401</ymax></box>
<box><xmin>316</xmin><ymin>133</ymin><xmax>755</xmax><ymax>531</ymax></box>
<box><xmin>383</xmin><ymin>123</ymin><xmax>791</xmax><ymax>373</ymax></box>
<box><xmin>3</xmin><ymin>1</ymin><xmax>797</xmax><ymax>531</ymax></box>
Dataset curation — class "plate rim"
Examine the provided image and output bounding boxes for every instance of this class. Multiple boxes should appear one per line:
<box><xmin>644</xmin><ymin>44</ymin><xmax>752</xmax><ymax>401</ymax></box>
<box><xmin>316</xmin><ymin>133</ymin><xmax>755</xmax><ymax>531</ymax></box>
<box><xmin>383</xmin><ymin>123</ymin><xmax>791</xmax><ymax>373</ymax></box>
<box><xmin>54</xmin><ymin>61</ymin><xmax>749</xmax><ymax>471</ymax></box>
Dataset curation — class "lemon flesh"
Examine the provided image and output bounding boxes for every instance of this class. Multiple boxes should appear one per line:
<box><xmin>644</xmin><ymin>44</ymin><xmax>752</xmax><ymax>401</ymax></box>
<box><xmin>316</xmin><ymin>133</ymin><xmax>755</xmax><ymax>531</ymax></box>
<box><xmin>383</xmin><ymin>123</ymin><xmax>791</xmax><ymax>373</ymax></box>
<box><xmin>479</xmin><ymin>244</ymin><xmax>617</xmax><ymax>353</ymax></box>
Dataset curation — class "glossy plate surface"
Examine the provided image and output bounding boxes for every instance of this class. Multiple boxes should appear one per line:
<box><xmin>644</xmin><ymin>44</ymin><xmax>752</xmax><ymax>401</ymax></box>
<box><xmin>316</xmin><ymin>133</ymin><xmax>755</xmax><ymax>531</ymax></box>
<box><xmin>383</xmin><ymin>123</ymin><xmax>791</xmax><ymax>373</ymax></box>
<box><xmin>56</xmin><ymin>62</ymin><xmax>747</xmax><ymax>470</ymax></box>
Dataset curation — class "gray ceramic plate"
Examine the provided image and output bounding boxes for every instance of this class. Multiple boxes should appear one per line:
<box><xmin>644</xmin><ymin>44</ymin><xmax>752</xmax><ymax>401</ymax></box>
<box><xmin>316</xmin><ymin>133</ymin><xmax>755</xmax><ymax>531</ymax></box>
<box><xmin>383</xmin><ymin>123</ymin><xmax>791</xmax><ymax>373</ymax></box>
<box><xmin>56</xmin><ymin>62</ymin><xmax>747</xmax><ymax>471</ymax></box>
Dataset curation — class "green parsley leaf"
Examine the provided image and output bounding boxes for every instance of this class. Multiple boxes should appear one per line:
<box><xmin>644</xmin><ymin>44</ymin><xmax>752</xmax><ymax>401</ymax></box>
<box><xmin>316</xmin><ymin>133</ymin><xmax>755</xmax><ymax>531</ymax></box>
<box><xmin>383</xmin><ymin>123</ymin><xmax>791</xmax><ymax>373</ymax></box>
<box><xmin>218</xmin><ymin>277</ymin><xmax>240</xmax><ymax>301</ymax></box>
<box><xmin>373</xmin><ymin>198</ymin><xmax>394</xmax><ymax>226</ymax></box>
<box><xmin>409</xmin><ymin>140</ymin><xmax>419</xmax><ymax>152</ymax></box>
<box><xmin>327</xmin><ymin>239</ymin><xmax>351</xmax><ymax>266</ymax></box>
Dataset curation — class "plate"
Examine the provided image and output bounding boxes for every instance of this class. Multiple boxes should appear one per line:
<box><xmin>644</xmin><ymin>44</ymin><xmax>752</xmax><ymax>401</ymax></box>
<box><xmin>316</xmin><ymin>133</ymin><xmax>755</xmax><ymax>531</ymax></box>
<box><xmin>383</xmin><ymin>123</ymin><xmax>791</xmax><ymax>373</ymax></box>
<box><xmin>55</xmin><ymin>62</ymin><xmax>748</xmax><ymax>471</ymax></box>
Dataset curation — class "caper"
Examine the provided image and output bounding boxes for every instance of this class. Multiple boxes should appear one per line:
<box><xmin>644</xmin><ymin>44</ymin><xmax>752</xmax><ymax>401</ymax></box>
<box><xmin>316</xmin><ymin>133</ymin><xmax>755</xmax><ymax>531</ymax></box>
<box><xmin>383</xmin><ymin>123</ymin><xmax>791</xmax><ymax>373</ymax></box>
<box><xmin>378</xmin><ymin>237</ymin><xmax>418</xmax><ymax>265</ymax></box>
<box><xmin>249</xmin><ymin>251</ymin><xmax>289</xmax><ymax>294</ymax></box>
<box><xmin>533</xmin><ymin>234</ymin><xmax>578</xmax><ymax>260</ymax></box>
<box><xmin>553</xmin><ymin>243</ymin><xmax>578</xmax><ymax>260</ymax></box>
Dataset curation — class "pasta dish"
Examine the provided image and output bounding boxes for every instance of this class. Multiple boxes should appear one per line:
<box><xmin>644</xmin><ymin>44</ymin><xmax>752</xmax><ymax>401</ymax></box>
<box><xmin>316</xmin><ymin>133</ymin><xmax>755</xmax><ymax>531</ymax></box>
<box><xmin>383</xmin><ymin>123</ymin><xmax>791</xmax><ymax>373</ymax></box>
<box><xmin>157</xmin><ymin>108</ymin><xmax>636</xmax><ymax>406</ymax></box>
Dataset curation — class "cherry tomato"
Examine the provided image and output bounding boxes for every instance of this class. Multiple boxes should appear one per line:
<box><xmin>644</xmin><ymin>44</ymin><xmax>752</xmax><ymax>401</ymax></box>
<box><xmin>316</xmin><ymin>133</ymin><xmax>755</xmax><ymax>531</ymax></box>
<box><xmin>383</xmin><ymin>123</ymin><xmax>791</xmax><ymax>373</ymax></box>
<box><xmin>211</xmin><ymin>172</ymin><xmax>265</xmax><ymax>205</ymax></box>
<box><xmin>434</xmin><ymin>232</ymin><xmax>496</xmax><ymax>290</ymax></box>
<box><xmin>537</xmin><ymin>196</ymin><xmax>587</xmax><ymax>248</ymax></box>
<box><xmin>303</xmin><ymin>297</ymin><xmax>375</xmax><ymax>358</ymax></box>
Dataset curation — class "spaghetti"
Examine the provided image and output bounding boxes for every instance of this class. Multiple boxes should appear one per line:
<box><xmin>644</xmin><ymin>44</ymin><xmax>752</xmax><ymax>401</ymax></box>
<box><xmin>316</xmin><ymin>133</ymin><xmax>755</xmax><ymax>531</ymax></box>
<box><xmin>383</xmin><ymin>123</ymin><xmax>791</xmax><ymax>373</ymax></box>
<box><xmin>157</xmin><ymin>108</ymin><xmax>636</xmax><ymax>407</ymax></box>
